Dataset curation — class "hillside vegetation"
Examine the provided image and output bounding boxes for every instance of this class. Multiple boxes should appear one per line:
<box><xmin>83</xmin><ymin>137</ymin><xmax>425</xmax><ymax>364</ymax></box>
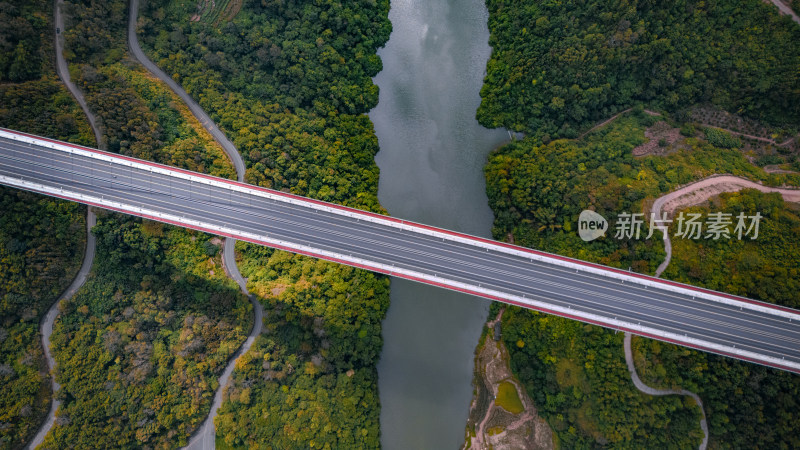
<box><xmin>478</xmin><ymin>0</ymin><xmax>800</xmax><ymax>138</ymax></box>
<box><xmin>0</xmin><ymin>1</ymin><xmax>93</xmax><ymax>448</ymax></box>
<box><xmin>484</xmin><ymin>114</ymin><xmax>800</xmax><ymax>447</ymax></box>
<box><xmin>138</xmin><ymin>0</ymin><xmax>393</xmax><ymax>446</ymax></box>
<box><xmin>37</xmin><ymin>0</ymin><xmax>255</xmax><ymax>447</ymax></box>
<box><xmin>488</xmin><ymin>111</ymin><xmax>800</xmax><ymax>447</ymax></box>
<box><xmin>42</xmin><ymin>214</ymin><xmax>251</xmax><ymax>448</ymax></box>
<box><xmin>634</xmin><ymin>190</ymin><xmax>800</xmax><ymax>448</ymax></box>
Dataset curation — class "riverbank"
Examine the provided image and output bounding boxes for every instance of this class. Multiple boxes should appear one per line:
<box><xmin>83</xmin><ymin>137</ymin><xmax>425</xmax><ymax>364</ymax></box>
<box><xmin>462</xmin><ymin>308</ymin><xmax>553</xmax><ymax>450</ymax></box>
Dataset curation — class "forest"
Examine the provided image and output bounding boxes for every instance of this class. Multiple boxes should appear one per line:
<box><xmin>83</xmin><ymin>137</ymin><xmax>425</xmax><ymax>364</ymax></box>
<box><xmin>29</xmin><ymin>0</ymin><xmax>262</xmax><ymax>446</ymax></box>
<box><xmin>633</xmin><ymin>189</ymin><xmax>800</xmax><ymax>447</ymax></box>
<box><xmin>499</xmin><ymin>302</ymin><xmax>704</xmax><ymax>448</ymax></box>
<box><xmin>486</xmin><ymin>111</ymin><xmax>798</xmax><ymax>274</ymax></box>
<box><xmin>479</xmin><ymin>0</ymin><xmax>800</xmax><ymax>445</ymax></box>
<box><xmin>214</xmin><ymin>244</ymin><xmax>389</xmax><ymax>448</ymax></box>
<box><xmin>484</xmin><ymin>110</ymin><xmax>800</xmax><ymax>446</ymax></box>
<box><xmin>477</xmin><ymin>0</ymin><xmax>800</xmax><ymax>138</ymax></box>
<box><xmin>138</xmin><ymin>0</ymin><xmax>391</xmax><ymax>212</ymax></box>
<box><xmin>2</xmin><ymin>0</ymin><xmax>393</xmax><ymax>445</ymax></box>
<box><xmin>0</xmin><ymin>1</ymin><xmax>93</xmax><ymax>448</ymax></box>
<box><xmin>42</xmin><ymin>214</ymin><xmax>251</xmax><ymax>448</ymax></box>
<box><xmin>139</xmin><ymin>0</ymin><xmax>393</xmax><ymax>445</ymax></box>
<box><xmin>0</xmin><ymin>189</ymin><xmax>85</xmax><ymax>450</ymax></box>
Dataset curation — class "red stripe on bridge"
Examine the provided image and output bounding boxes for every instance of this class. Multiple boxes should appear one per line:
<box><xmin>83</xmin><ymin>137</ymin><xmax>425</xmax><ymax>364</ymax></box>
<box><xmin>4</xmin><ymin>126</ymin><xmax>798</xmax><ymax>318</ymax></box>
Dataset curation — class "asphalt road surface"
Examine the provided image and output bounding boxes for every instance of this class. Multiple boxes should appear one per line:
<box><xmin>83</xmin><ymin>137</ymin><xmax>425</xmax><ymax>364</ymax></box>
<box><xmin>2</xmin><ymin>130</ymin><xmax>800</xmax><ymax>374</ymax></box>
<box><xmin>126</xmin><ymin>0</ymin><xmax>246</xmax><ymax>181</ymax></box>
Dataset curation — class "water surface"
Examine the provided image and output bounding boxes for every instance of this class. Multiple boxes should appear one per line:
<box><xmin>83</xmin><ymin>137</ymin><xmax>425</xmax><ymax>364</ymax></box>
<box><xmin>369</xmin><ymin>0</ymin><xmax>509</xmax><ymax>447</ymax></box>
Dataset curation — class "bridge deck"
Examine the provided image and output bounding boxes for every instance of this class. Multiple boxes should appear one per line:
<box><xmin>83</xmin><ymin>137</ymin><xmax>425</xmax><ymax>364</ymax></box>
<box><xmin>1</xmin><ymin>128</ymin><xmax>799</xmax><ymax>373</ymax></box>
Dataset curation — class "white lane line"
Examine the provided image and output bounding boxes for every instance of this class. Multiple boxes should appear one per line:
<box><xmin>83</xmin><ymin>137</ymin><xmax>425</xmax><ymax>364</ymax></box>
<box><xmin>3</xmin><ymin>130</ymin><xmax>788</xmax><ymax>318</ymax></box>
<box><xmin>5</xmin><ymin>151</ymin><xmax>799</xmax><ymax>347</ymax></box>
<box><xmin>9</xmin><ymin>142</ymin><xmax>797</xmax><ymax>333</ymax></box>
<box><xmin>10</xmin><ymin>139</ymin><xmax>800</xmax><ymax>323</ymax></box>
<box><xmin>3</xmin><ymin>173</ymin><xmax>800</xmax><ymax>372</ymax></box>
<box><xmin>2</xmin><ymin>163</ymin><xmax>799</xmax><ymax>357</ymax></box>
<box><xmin>4</xmin><ymin>152</ymin><xmax>800</xmax><ymax>349</ymax></box>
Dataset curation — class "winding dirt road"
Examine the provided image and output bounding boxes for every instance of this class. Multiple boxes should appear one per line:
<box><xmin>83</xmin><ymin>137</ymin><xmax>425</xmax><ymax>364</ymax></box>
<box><xmin>27</xmin><ymin>209</ymin><xmax>97</xmax><ymax>450</ymax></box>
<box><xmin>623</xmin><ymin>333</ymin><xmax>709</xmax><ymax>449</ymax></box>
<box><xmin>127</xmin><ymin>1</ymin><xmax>263</xmax><ymax>448</ymax></box>
<box><xmin>625</xmin><ymin>175</ymin><xmax>800</xmax><ymax>449</ymax></box>
<box><xmin>650</xmin><ymin>175</ymin><xmax>800</xmax><ymax>277</ymax></box>
<box><xmin>27</xmin><ymin>2</ymin><xmax>105</xmax><ymax>447</ymax></box>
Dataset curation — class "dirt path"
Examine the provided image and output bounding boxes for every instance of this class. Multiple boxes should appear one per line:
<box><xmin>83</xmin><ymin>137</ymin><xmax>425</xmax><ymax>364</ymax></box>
<box><xmin>27</xmin><ymin>3</ymin><xmax>106</xmax><ymax>446</ymax></box>
<box><xmin>127</xmin><ymin>1</ymin><xmax>263</xmax><ymax>448</ymax></box>
<box><xmin>127</xmin><ymin>0</ymin><xmax>245</xmax><ymax>181</ymax></box>
<box><xmin>626</xmin><ymin>174</ymin><xmax>800</xmax><ymax>449</ymax></box>
<box><xmin>699</xmin><ymin>123</ymin><xmax>796</xmax><ymax>147</ymax></box>
<box><xmin>27</xmin><ymin>209</ymin><xmax>96</xmax><ymax>450</ymax></box>
<box><xmin>650</xmin><ymin>175</ymin><xmax>800</xmax><ymax>277</ymax></box>
<box><xmin>472</xmin><ymin>310</ymin><xmax>503</xmax><ymax>448</ymax></box>
<box><xmin>184</xmin><ymin>242</ymin><xmax>262</xmax><ymax>450</ymax></box>
<box><xmin>623</xmin><ymin>333</ymin><xmax>709</xmax><ymax>449</ymax></box>
<box><xmin>464</xmin><ymin>309</ymin><xmax>553</xmax><ymax>450</ymax></box>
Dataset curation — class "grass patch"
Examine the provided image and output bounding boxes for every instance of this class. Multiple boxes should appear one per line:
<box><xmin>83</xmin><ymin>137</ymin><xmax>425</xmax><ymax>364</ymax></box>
<box><xmin>555</xmin><ymin>358</ymin><xmax>583</xmax><ymax>389</ymax></box>
<box><xmin>487</xmin><ymin>426</ymin><xmax>504</xmax><ymax>436</ymax></box>
<box><xmin>496</xmin><ymin>381</ymin><xmax>524</xmax><ymax>414</ymax></box>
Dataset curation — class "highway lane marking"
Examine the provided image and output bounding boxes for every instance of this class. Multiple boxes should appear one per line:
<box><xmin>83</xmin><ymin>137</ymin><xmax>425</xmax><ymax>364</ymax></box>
<box><xmin>3</xmin><ymin>161</ymin><xmax>796</xmax><ymax>353</ymax></box>
<box><xmin>7</xmin><ymin>174</ymin><xmax>800</xmax><ymax>373</ymax></box>
<box><xmin>7</xmin><ymin>130</ymin><xmax>785</xmax><ymax>318</ymax></box>
<box><xmin>4</xmin><ymin>150</ymin><xmax>800</xmax><ymax>346</ymax></box>
<box><xmin>16</xmin><ymin>144</ymin><xmax>797</xmax><ymax>328</ymax></box>
<box><xmin>8</xmin><ymin>138</ymin><xmax>800</xmax><ymax>315</ymax></box>
<box><xmin>5</xmin><ymin>145</ymin><xmax>800</xmax><ymax>346</ymax></box>
<box><xmin>6</xmin><ymin>145</ymin><xmax>800</xmax><ymax>334</ymax></box>
<box><xmin>12</xmin><ymin>136</ymin><xmax>796</xmax><ymax>326</ymax></box>
<box><xmin>36</xmin><ymin>166</ymin><xmax>800</xmax><ymax>339</ymax></box>
<box><xmin>4</xmin><ymin>171</ymin><xmax>800</xmax><ymax>370</ymax></box>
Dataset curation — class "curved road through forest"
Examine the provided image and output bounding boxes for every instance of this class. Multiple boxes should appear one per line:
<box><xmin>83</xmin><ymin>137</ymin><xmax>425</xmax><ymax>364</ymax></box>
<box><xmin>53</xmin><ymin>0</ymin><xmax>103</xmax><ymax>150</ymax></box>
<box><xmin>27</xmin><ymin>2</ymin><xmax>104</xmax><ymax>447</ymax></box>
<box><xmin>651</xmin><ymin>175</ymin><xmax>800</xmax><ymax>277</ymax></box>
<box><xmin>127</xmin><ymin>1</ymin><xmax>263</xmax><ymax>448</ymax></box>
<box><xmin>768</xmin><ymin>0</ymin><xmax>800</xmax><ymax>24</ymax></box>
<box><xmin>27</xmin><ymin>210</ymin><xmax>96</xmax><ymax>450</ymax></box>
<box><xmin>623</xmin><ymin>332</ymin><xmax>709</xmax><ymax>449</ymax></box>
<box><xmin>625</xmin><ymin>175</ymin><xmax>800</xmax><ymax>449</ymax></box>
<box><xmin>127</xmin><ymin>0</ymin><xmax>245</xmax><ymax>180</ymax></box>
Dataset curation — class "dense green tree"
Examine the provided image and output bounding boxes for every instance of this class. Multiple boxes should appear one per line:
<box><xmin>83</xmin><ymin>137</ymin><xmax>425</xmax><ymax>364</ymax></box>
<box><xmin>139</xmin><ymin>0</ymin><xmax>393</xmax><ymax>446</ymax></box>
<box><xmin>28</xmin><ymin>0</ymin><xmax>256</xmax><ymax>446</ymax></box>
<box><xmin>634</xmin><ymin>190</ymin><xmax>800</xmax><ymax>448</ymax></box>
<box><xmin>486</xmin><ymin>112</ymin><xmax>800</xmax><ymax>447</ymax></box>
<box><xmin>42</xmin><ymin>215</ymin><xmax>251</xmax><ymax>449</ymax></box>
<box><xmin>478</xmin><ymin>0</ymin><xmax>800</xmax><ymax>137</ymax></box>
<box><xmin>0</xmin><ymin>188</ymin><xmax>85</xmax><ymax>450</ymax></box>
<box><xmin>0</xmin><ymin>1</ymin><xmax>94</xmax><ymax>447</ymax></box>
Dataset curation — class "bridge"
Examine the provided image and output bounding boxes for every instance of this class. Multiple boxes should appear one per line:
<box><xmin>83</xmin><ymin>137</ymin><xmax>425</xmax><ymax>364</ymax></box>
<box><xmin>1</xmin><ymin>127</ymin><xmax>799</xmax><ymax>374</ymax></box>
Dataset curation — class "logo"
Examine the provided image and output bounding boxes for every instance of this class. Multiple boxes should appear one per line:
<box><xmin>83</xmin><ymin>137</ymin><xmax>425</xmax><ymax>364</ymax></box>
<box><xmin>578</xmin><ymin>210</ymin><xmax>608</xmax><ymax>242</ymax></box>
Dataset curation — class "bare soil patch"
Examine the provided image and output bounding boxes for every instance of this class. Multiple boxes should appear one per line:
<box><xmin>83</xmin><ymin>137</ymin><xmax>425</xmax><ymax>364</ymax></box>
<box><xmin>633</xmin><ymin>121</ymin><xmax>683</xmax><ymax>156</ymax></box>
<box><xmin>462</xmin><ymin>309</ymin><xmax>554</xmax><ymax>450</ymax></box>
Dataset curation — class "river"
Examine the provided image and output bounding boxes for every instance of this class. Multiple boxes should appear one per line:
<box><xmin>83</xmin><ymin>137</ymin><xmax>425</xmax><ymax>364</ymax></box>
<box><xmin>368</xmin><ymin>0</ymin><xmax>509</xmax><ymax>447</ymax></box>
